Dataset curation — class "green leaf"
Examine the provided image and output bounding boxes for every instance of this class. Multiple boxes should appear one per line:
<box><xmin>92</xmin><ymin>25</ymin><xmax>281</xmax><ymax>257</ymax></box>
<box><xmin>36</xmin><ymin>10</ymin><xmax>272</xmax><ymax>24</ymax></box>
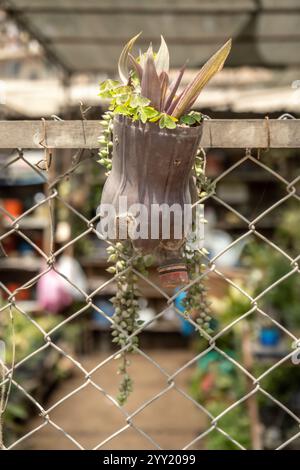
<box><xmin>159</xmin><ymin>115</ymin><xmax>167</xmax><ymax>127</ymax></box>
<box><xmin>116</xmin><ymin>94</ymin><xmax>131</xmax><ymax>105</ymax></box>
<box><xmin>189</xmin><ymin>111</ymin><xmax>203</xmax><ymax>123</ymax></box>
<box><xmin>143</xmin><ymin>106</ymin><xmax>160</xmax><ymax>118</ymax></box>
<box><xmin>114</xmin><ymin>85</ymin><xmax>132</xmax><ymax>96</ymax></box>
<box><xmin>149</xmin><ymin>114</ymin><xmax>161</xmax><ymax>123</ymax></box>
<box><xmin>159</xmin><ymin>113</ymin><xmax>177</xmax><ymax>129</ymax></box>
<box><xmin>130</xmin><ymin>94</ymin><xmax>150</xmax><ymax>108</ymax></box>
<box><xmin>180</xmin><ymin>111</ymin><xmax>203</xmax><ymax>126</ymax></box>
<box><xmin>180</xmin><ymin>115</ymin><xmax>196</xmax><ymax>125</ymax></box>
<box><xmin>99</xmin><ymin>79</ymin><xmax>120</xmax><ymax>92</ymax></box>
<box><xmin>139</xmin><ymin>108</ymin><xmax>148</xmax><ymax>123</ymax></box>
<box><xmin>99</xmin><ymin>79</ymin><xmax>121</xmax><ymax>98</ymax></box>
<box><xmin>139</xmin><ymin>106</ymin><xmax>160</xmax><ymax>123</ymax></box>
<box><xmin>114</xmin><ymin>105</ymin><xmax>130</xmax><ymax>116</ymax></box>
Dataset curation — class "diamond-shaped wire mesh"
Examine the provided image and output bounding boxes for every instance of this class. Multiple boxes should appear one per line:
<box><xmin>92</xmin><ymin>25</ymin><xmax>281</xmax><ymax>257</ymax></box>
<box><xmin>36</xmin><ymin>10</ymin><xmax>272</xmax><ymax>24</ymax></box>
<box><xmin>0</xmin><ymin>121</ymin><xmax>300</xmax><ymax>450</ymax></box>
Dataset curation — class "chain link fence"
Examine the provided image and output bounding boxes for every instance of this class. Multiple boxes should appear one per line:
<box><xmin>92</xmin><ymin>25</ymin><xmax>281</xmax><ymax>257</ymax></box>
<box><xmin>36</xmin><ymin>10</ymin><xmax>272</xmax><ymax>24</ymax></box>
<box><xmin>0</xmin><ymin>116</ymin><xmax>300</xmax><ymax>450</ymax></box>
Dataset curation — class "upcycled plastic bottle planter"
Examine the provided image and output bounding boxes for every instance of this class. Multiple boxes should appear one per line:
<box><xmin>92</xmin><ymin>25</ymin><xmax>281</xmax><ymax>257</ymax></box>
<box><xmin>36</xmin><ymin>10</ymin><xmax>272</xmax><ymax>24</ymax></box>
<box><xmin>99</xmin><ymin>114</ymin><xmax>203</xmax><ymax>287</ymax></box>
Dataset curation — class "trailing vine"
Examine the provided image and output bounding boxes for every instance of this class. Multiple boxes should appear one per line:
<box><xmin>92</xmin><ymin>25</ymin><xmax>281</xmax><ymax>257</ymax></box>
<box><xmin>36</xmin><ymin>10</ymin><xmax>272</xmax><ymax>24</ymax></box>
<box><xmin>184</xmin><ymin>244</ymin><xmax>213</xmax><ymax>336</ymax></box>
<box><xmin>98</xmin><ymin>111</ymin><xmax>114</xmax><ymax>173</ymax></box>
<box><xmin>107</xmin><ymin>241</ymin><xmax>139</xmax><ymax>405</ymax></box>
<box><xmin>106</xmin><ymin>241</ymin><xmax>153</xmax><ymax>405</ymax></box>
<box><xmin>194</xmin><ymin>147</ymin><xmax>215</xmax><ymax>199</ymax></box>
<box><xmin>183</xmin><ymin>148</ymin><xmax>215</xmax><ymax>336</ymax></box>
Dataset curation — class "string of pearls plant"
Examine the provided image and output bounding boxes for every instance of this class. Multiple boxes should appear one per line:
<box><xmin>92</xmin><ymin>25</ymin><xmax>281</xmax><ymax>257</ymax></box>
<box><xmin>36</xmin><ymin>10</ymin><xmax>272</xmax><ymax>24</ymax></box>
<box><xmin>106</xmin><ymin>242</ymin><xmax>153</xmax><ymax>405</ymax></box>
<box><xmin>107</xmin><ymin>242</ymin><xmax>139</xmax><ymax>405</ymax></box>
<box><xmin>184</xmin><ymin>244</ymin><xmax>213</xmax><ymax>336</ymax></box>
<box><xmin>183</xmin><ymin>148</ymin><xmax>215</xmax><ymax>336</ymax></box>
<box><xmin>98</xmin><ymin>111</ymin><xmax>114</xmax><ymax>173</ymax></box>
<box><xmin>98</xmin><ymin>113</ymin><xmax>214</xmax><ymax>403</ymax></box>
<box><xmin>195</xmin><ymin>147</ymin><xmax>215</xmax><ymax>199</ymax></box>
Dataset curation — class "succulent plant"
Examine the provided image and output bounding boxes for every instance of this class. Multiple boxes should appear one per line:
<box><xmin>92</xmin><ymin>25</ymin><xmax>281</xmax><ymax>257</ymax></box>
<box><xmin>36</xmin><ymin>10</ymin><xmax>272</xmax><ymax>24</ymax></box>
<box><xmin>99</xmin><ymin>33</ymin><xmax>231</xmax><ymax>128</ymax></box>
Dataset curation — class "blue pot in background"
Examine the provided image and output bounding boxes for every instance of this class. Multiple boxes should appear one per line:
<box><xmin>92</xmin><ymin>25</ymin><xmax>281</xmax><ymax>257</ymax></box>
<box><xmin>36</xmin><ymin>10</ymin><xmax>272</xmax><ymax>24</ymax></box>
<box><xmin>259</xmin><ymin>327</ymin><xmax>280</xmax><ymax>347</ymax></box>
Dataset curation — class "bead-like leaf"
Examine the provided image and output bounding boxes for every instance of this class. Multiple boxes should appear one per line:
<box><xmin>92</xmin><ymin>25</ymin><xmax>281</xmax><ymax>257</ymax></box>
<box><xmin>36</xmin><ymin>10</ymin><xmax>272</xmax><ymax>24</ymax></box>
<box><xmin>118</xmin><ymin>32</ymin><xmax>142</xmax><ymax>84</ymax></box>
<box><xmin>155</xmin><ymin>35</ymin><xmax>170</xmax><ymax>75</ymax></box>
<box><xmin>171</xmin><ymin>39</ymin><xmax>232</xmax><ymax>118</ymax></box>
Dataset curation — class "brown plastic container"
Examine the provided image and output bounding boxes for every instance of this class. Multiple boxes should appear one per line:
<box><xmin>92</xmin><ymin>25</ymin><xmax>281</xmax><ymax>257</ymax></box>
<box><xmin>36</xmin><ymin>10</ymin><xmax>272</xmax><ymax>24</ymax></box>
<box><xmin>100</xmin><ymin>114</ymin><xmax>202</xmax><ymax>286</ymax></box>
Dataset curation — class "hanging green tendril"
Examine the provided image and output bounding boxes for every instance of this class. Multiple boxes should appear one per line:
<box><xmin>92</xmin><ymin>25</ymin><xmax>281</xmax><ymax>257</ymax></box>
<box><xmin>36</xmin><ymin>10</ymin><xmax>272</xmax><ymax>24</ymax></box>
<box><xmin>184</xmin><ymin>244</ymin><xmax>213</xmax><ymax>336</ymax></box>
<box><xmin>107</xmin><ymin>241</ymin><xmax>154</xmax><ymax>405</ymax></box>
<box><xmin>98</xmin><ymin>111</ymin><xmax>114</xmax><ymax>173</ymax></box>
<box><xmin>183</xmin><ymin>147</ymin><xmax>214</xmax><ymax>336</ymax></box>
<box><xmin>194</xmin><ymin>147</ymin><xmax>215</xmax><ymax>198</ymax></box>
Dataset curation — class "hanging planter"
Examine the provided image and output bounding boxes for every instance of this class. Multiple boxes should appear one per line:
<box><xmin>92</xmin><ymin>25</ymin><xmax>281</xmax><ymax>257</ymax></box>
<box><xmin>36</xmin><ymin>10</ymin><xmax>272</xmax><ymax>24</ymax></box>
<box><xmin>101</xmin><ymin>114</ymin><xmax>203</xmax><ymax>286</ymax></box>
<box><xmin>97</xmin><ymin>34</ymin><xmax>231</xmax><ymax>404</ymax></box>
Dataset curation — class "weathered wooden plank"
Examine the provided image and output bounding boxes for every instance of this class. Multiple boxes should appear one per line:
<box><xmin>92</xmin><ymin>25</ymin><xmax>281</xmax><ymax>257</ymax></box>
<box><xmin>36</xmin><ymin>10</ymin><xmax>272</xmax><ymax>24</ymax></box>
<box><xmin>7</xmin><ymin>0</ymin><xmax>257</xmax><ymax>14</ymax></box>
<box><xmin>0</xmin><ymin>120</ymin><xmax>299</xmax><ymax>149</ymax></box>
<box><xmin>10</xmin><ymin>0</ymin><xmax>300</xmax><ymax>13</ymax></box>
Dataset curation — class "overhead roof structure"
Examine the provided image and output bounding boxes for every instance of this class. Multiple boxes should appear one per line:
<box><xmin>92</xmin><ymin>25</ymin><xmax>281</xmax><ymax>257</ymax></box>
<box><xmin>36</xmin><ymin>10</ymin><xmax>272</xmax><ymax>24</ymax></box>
<box><xmin>2</xmin><ymin>0</ymin><xmax>300</xmax><ymax>76</ymax></box>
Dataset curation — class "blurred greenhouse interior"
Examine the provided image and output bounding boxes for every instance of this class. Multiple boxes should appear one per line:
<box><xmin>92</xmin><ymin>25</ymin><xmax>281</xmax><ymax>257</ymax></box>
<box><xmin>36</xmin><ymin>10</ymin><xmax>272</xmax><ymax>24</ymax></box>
<box><xmin>1</xmin><ymin>0</ymin><xmax>300</xmax><ymax>451</ymax></box>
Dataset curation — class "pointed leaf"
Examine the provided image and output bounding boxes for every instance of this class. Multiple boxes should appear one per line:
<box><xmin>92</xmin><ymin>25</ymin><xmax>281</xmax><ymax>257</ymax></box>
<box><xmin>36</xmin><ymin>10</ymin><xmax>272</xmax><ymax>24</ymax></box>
<box><xmin>166</xmin><ymin>89</ymin><xmax>184</xmax><ymax>115</ymax></box>
<box><xmin>141</xmin><ymin>51</ymin><xmax>161</xmax><ymax>110</ymax></box>
<box><xmin>155</xmin><ymin>35</ymin><xmax>170</xmax><ymax>75</ymax></box>
<box><xmin>159</xmin><ymin>71</ymin><xmax>169</xmax><ymax>111</ymax></box>
<box><xmin>118</xmin><ymin>32</ymin><xmax>142</xmax><ymax>84</ymax></box>
<box><xmin>171</xmin><ymin>39</ymin><xmax>232</xmax><ymax>118</ymax></box>
<box><xmin>164</xmin><ymin>62</ymin><xmax>187</xmax><ymax>112</ymax></box>
<box><xmin>128</xmin><ymin>53</ymin><xmax>143</xmax><ymax>81</ymax></box>
<box><xmin>139</xmin><ymin>49</ymin><xmax>146</xmax><ymax>68</ymax></box>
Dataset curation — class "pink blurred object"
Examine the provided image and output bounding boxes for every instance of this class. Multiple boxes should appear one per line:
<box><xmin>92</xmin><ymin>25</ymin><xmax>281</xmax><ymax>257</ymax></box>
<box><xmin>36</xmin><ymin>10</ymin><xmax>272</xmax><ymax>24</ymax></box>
<box><xmin>37</xmin><ymin>268</ymin><xmax>72</xmax><ymax>313</ymax></box>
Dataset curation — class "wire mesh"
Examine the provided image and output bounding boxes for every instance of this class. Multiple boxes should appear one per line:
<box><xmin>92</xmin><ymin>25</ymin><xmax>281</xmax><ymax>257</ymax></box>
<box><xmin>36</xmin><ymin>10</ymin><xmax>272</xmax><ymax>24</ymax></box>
<box><xmin>0</xmin><ymin>119</ymin><xmax>300</xmax><ymax>450</ymax></box>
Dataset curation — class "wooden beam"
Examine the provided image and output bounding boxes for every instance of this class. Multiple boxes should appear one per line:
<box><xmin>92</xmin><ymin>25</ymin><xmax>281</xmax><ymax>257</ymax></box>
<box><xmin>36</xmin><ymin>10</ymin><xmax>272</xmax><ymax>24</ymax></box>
<box><xmin>0</xmin><ymin>119</ymin><xmax>299</xmax><ymax>149</ymax></box>
<box><xmin>3</xmin><ymin>0</ymin><xmax>257</xmax><ymax>15</ymax></box>
<box><xmin>8</xmin><ymin>0</ymin><xmax>300</xmax><ymax>14</ymax></box>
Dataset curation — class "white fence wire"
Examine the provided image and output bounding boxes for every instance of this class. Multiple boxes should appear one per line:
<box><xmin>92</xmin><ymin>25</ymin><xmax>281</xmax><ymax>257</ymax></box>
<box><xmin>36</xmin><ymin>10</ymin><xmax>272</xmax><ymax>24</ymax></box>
<box><xmin>0</xmin><ymin>116</ymin><xmax>300</xmax><ymax>450</ymax></box>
